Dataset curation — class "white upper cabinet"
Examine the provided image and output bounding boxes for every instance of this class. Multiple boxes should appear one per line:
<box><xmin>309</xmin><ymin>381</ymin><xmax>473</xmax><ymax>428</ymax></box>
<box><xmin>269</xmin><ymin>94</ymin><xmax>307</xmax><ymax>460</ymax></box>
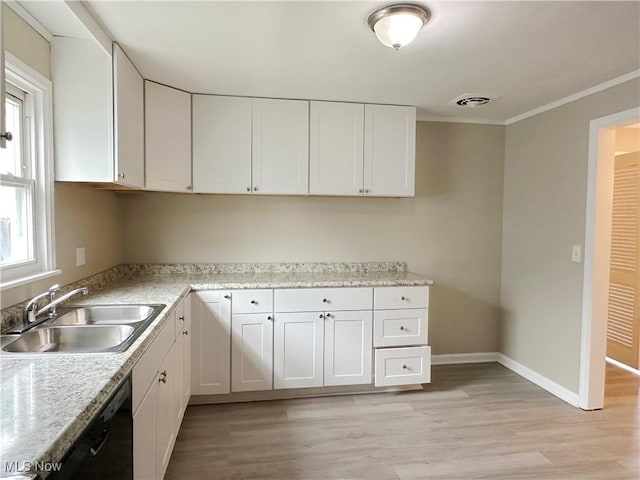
<box><xmin>193</xmin><ymin>96</ymin><xmax>309</xmax><ymax>194</ymax></box>
<box><xmin>52</xmin><ymin>39</ymin><xmax>144</xmax><ymax>188</ymax></box>
<box><xmin>145</xmin><ymin>81</ymin><xmax>192</xmax><ymax>192</ymax></box>
<box><xmin>113</xmin><ymin>44</ymin><xmax>144</xmax><ymax>188</ymax></box>
<box><xmin>192</xmin><ymin>95</ymin><xmax>252</xmax><ymax>193</ymax></box>
<box><xmin>309</xmin><ymin>101</ymin><xmax>364</xmax><ymax>196</ymax></box>
<box><xmin>0</xmin><ymin>4</ymin><xmax>8</xmax><ymax>149</ymax></box>
<box><xmin>252</xmin><ymin>98</ymin><xmax>309</xmax><ymax>195</ymax></box>
<box><xmin>364</xmin><ymin>104</ymin><xmax>416</xmax><ymax>197</ymax></box>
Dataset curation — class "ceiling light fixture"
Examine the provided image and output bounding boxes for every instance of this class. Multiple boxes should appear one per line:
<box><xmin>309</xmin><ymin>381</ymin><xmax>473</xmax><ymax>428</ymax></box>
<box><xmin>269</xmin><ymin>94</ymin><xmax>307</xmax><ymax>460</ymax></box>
<box><xmin>367</xmin><ymin>4</ymin><xmax>429</xmax><ymax>50</ymax></box>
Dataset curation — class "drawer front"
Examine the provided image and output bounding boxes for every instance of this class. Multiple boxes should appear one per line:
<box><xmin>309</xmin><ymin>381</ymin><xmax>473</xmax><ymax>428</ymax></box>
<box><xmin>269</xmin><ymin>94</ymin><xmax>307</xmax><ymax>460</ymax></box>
<box><xmin>374</xmin><ymin>346</ymin><xmax>431</xmax><ymax>387</ymax></box>
<box><xmin>232</xmin><ymin>289</ymin><xmax>273</xmax><ymax>314</ymax></box>
<box><xmin>132</xmin><ymin>312</ymin><xmax>176</xmax><ymax>413</ymax></box>
<box><xmin>374</xmin><ymin>309</ymin><xmax>428</xmax><ymax>347</ymax></box>
<box><xmin>195</xmin><ymin>290</ymin><xmax>231</xmax><ymax>303</ymax></box>
<box><xmin>274</xmin><ymin>287</ymin><xmax>372</xmax><ymax>312</ymax></box>
<box><xmin>374</xmin><ymin>286</ymin><xmax>429</xmax><ymax>310</ymax></box>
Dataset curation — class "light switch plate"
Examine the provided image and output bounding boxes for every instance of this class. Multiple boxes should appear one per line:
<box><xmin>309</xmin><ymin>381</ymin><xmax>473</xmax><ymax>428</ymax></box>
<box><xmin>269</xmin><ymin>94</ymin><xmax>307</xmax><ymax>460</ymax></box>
<box><xmin>571</xmin><ymin>245</ymin><xmax>582</xmax><ymax>263</ymax></box>
<box><xmin>76</xmin><ymin>247</ymin><xmax>86</xmax><ymax>267</ymax></box>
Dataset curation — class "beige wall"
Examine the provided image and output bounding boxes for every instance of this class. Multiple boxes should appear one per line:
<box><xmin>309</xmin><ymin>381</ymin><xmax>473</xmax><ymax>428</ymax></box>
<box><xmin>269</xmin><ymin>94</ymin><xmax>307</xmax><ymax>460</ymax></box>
<box><xmin>120</xmin><ymin>121</ymin><xmax>506</xmax><ymax>354</ymax></box>
<box><xmin>500</xmin><ymin>78</ymin><xmax>640</xmax><ymax>392</ymax></box>
<box><xmin>1</xmin><ymin>6</ymin><xmax>123</xmax><ymax>308</ymax></box>
<box><xmin>2</xmin><ymin>3</ymin><xmax>50</xmax><ymax>79</ymax></box>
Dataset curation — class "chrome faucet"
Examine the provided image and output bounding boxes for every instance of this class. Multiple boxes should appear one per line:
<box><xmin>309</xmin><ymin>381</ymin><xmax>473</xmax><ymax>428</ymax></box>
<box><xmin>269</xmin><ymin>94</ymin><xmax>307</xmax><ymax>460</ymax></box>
<box><xmin>19</xmin><ymin>285</ymin><xmax>89</xmax><ymax>333</ymax></box>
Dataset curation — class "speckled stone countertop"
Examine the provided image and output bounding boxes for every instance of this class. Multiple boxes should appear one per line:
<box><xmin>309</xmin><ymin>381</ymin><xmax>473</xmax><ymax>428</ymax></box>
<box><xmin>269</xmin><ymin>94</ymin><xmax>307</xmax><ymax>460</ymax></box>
<box><xmin>0</xmin><ymin>262</ymin><xmax>432</xmax><ymax>478</ymax></box>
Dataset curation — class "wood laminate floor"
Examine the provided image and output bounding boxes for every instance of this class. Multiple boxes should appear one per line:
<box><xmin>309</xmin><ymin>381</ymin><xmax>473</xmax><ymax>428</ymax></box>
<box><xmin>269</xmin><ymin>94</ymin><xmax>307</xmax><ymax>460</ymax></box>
<box><xmin>166</xmin><ymin>363</ymin><xmax>640</xmax><ymax>480</ymax></box>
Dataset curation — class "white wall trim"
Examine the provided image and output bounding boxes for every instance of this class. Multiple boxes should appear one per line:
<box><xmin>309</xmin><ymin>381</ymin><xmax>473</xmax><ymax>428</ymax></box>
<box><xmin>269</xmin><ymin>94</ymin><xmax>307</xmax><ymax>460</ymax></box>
<box><xmin>416</xmin><ymin>115</ymin><xmax>505</xmax><ymax>126</ymax></box>
<box><xmin>431</xmin><ymin>352</ymin><xmax>499</xmax><ymax>365</ymax></box>
<box><xmin>4</xmin><ymin>1</ymin><xmax>53</xmax><ymax>42</ymax></box>
<box><xmin>505</xmin><ymin>70</ymin><xmax>640</xmax><ymax>125</ymax></box>
<box><xmin>497</xmin><ymin>354</ymin><xmax>580</xmax><ymax>408</ymax></box>
<box><xmin>579</xmin><ymin>107</ymin><xmax>640</xmax><ymax>410</ymax></box>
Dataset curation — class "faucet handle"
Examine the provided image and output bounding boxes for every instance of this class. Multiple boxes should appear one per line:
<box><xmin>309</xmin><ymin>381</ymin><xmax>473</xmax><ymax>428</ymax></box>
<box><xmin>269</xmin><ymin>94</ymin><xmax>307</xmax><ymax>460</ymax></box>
<box><xmin>48</xmin><ymin>284</ymin><xmax>60</xmax><ymax>294</ymax></box>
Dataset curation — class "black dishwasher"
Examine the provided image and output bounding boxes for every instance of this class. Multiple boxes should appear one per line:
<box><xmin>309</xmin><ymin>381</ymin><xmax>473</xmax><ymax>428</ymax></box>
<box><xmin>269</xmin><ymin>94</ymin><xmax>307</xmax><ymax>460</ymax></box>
<box><xmin>48</xmin><ymin>376</ymin><xmax>133</xmax><ymax>480</ymax></box>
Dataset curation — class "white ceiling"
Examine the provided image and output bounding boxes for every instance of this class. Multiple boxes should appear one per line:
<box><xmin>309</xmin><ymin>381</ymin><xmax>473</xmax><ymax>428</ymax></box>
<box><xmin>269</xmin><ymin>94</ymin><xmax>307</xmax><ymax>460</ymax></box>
<box><xmin>26</xmin><ymin>1</ymin><xmax>640</xmax><ymax>123</ymax></box>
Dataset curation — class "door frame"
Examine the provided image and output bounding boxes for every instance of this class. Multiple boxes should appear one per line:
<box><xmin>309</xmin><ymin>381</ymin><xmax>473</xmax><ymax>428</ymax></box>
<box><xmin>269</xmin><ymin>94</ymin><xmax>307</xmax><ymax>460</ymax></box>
<box><xmin>579</xmin><ymin>106</ymin><xmax>640</xmax><ymax>410</ymax></box>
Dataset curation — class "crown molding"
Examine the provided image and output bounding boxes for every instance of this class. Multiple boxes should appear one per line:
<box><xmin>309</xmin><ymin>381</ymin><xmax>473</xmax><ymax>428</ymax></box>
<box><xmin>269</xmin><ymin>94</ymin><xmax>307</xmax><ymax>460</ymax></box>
<box><xmin>416</xmin><ymin>114</ymin><xmax>506</xmax><ymax>126</ymax></box>
<box><xmin>505</xmin><ymin>69</ymin><xmax>640</xmax><ymax>125</ymax></box>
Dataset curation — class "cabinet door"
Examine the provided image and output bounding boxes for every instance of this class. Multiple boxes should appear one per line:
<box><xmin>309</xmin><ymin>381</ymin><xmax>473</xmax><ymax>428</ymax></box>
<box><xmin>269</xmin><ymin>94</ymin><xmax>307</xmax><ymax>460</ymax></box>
<box><xmin>145</xmin><ymin>81</ymin><xmax>192</xmax><ymax>192</ymax></box>
<box><xmin>0</xmin><ymin>4</ymin><xmax>7</xmax><ymax>149</ymax></box>
<box><xmin>252</xmin><ymin>98</ymin><xmax>309</xmax><ymax>195</ymax></box>
<box><xmin>274</xmin><ymin>312</ymin><xmax>324</xmax><ymax>389</ymax></box>
<box><xmin>52</xmin><ymin>37</ymin><xmax>113</xmax><ymax>182</ymax></box>
<box><xmin>191</xmin><ymin>292</ymin><xmax>231</xmax><ymax>395</ymax></box>
<box><xmin>156</xmin><ymin>345</ymin><xmax>177</xmax><ymax>480</ymax></box>
<box><xmin>113</xmin><ymin>43</ymin><xmax>144</xmax><ymax>188</ymax></box>
<box><xmin>309</xmin><ymin>101</ymin><xmax>364</xmax><ymax>195</ymax></box>
<box><xmin>324</xmin><ymin>310</ymin><xmax>372</xmax><ymax>386</ymax></box>
<box><xmin>182</xmin><ymin>296</ymin><xmax>192</xmax><ymax>409</ymax></box>
<box><xmin>231</xmin><ymin>313</ymin><xmax>273</xmax><ymax>392</ymax></box>
<box><xmin>173</xmin><ymin>325</ymin><xmax>185</xmax><ymax>426</ymax></box>
<box><xmin>193</xmin><ymin>95</ymin><xmax>251</xmax><ymax>193</ymax></box>
<box><xmin>133</xmin><ymin>376</ymin><xmax>157</xmax><ymax>480</ymax></box>
<box><xmin>363</xmin><ymin>104</ymin><xmax>415</xmax><ymax>197</ymax></box>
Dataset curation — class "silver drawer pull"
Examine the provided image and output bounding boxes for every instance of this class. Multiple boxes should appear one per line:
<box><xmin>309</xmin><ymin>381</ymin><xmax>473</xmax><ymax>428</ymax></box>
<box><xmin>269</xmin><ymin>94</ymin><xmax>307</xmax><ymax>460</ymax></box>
<box><xmin>183</xmin><ymin>330</ymin><xmax>189</xmax><ymax>335</ymax></box>
<box><xmin>159</xmin><ymin>371</ymin><xmax>168</xmax><ymax>383</ymax></box>
<box><xmin>319</xmin><ymin>314</ymin><xmax>324</xmax><ymax>319</ymax></box>
<box><xmin>267</xmin><ymin>315</ymin><xmax>273</xmax><ymax>321</ymax></box>
<box><xmin>322</xmin><ymin>298</ymin><xmax>328</xmax><ymax>303</ymax></box>
<box><xmin>179</xmin><ymin>316</ymin><xmax>184</xmax><ymax>321</ymax></box>
<box><xmin>401</xmin><ymin>296</ymin><xmax>407</xmax><ymax>301</ymax></box>
<box><xmin>402</xmin><ymin>365</ymin><xmax>408</xmax><ymax>370</ymax></box>
<box><xmin>326</xmin><ymin>313</ymin><xmax>332</xmax><ymax>318</ymax></box>
<box><xmin>400</xmin><ymin>326</ymin><xmax>405</xmax><ymax>331</ymax></box>
<box><xmin>223</xmin><ymin>294</ymin><xmax>231</xmax><ymax>300</ymax></box>
<box><xmin>250</xmin><ymin>300</ymin><xmax>257</xmax><ymax>305</ymax></box>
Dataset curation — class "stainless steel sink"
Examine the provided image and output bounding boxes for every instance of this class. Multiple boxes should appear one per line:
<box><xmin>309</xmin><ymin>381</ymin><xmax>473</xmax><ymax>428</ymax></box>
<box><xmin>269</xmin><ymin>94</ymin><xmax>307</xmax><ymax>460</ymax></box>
<box><xmin>1</xmin><ymin>303</ymin><xmax>165</xmax><ymax>354</ymax></box>
<box><xmin>52</xmin><ymin>305</ymin><xmax>157</xmax><ymax>325</ymax></box>
<box><xmin>2</xmin><ymin>325</ymin><xmax>135</xmax><ymax>353</ymax></box>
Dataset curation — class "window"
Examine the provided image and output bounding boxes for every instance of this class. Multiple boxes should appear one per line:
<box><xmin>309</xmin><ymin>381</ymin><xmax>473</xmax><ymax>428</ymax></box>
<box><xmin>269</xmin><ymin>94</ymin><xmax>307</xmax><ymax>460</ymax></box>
<box><xmin>0</xmin><ymin>54</ymin><xmax>55</xmax><ymax>288</ymax></box>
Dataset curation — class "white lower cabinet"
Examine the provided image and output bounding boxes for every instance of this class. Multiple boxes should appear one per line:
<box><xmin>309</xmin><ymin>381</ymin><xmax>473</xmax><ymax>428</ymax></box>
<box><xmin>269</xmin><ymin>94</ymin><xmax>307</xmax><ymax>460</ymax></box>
<box><xmin>274</xmin><ymin>312</ymin><xmax>324</xmax><ymax>389</ymax></box>
<box><xmin>133</xmin><ymin>296</ymin><xmax>191</xmax><ymax>480</ymax></box>
<box><xmin>191</xmin><ymin>291</ymin><xmax>231</xmax><ymax>395</ymax></box>
<box><xmin>324</xmin><ymin>310</ymin><xmax>373</xmax><ymax>386</ymax></box>
<box><xmin>372</xmin><ymin>286</ymin><xmax>431</xmax><ymax>387</ymax></box>
<box><xmin>231</xmin><ymin>313</ymin><xmax>274</xmax><ymax>392</ymax></box>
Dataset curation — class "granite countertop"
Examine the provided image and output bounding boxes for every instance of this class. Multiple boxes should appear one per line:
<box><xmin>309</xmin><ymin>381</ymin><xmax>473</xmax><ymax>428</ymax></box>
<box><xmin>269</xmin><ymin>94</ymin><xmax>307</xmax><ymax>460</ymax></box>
<box><xmin>0</xmin><ymin>263</ymin><xmax>432</xmax><ymax>478</ymax></box>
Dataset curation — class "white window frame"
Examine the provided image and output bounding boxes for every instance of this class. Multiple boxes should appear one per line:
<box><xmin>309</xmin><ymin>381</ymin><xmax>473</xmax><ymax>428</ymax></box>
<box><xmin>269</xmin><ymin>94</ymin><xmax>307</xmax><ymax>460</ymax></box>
<box><xmin>0</xmin><ymin>52</ymin><xmax>58</xmax><ymax>288</ymax></box>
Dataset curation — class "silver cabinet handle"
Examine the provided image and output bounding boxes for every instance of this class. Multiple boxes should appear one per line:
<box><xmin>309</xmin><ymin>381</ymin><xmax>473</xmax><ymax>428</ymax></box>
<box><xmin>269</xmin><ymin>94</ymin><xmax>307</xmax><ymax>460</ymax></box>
<box><xmin>322</xmin><ymin>298</ymin><xmax>328</xmax><ymax>303</ymax></box>
<box><xmin>401</xmin><ymin>296</ymin><xmax>406</xmax><ymax>301</ymax></box>
<box><xmin>159</xmin><ymin>370</ymin><xmax>168</xmax><ymax>383</ymax></box>
<box><xmin>186</xmin><ymin>186</ymin><xmax>193</xmax><ymax>191</ymax></box>
<box><xmin>223</xmin><ymin>294</ymin><xmax>231</xmax><ymax>300</ymax></box>
<box><xmin>179</xmin><ymin>316</ymin><xmax>184</xmax><ymax>321</ymax></box>
<box><xmin>400</xmin><ymin>326</ymin><xmax>405</xmax><ymax>331</ymax></box>
<box><xmin>402</xmin><ymin>365</ymin><xmax>408</xmax><ymax>370</ymax></box>
<box><xmin>1</xmin><ymin>131</ymin><xmax>13</xmax><ymax>141</ymax></box>
<box><xmin>246</xmin><ymin>187</ymin><xmax>251</xmax><ymax>192</ymax></box>
<box><xmin>358</xmin><ymin>189</ymin><xmax>364</xmax><ymax>194</ymax></box>
<box><xmin>250</xmin><ymin>300</ymin><xmax>257</xmax><ymax>305</ymax></box>
<box><xmin>118</xmin><ymin>172</ymin><xmax>125</xmax><ymax>179</ymax></box>
<box><xmin>325</xmin><ymin>313</ymin><xmax>332</xmax><ymax>319</ymax></box>
<box><xmin>267</xmin><ymin>315</ymin><xmax>273</xmax><ymax>321</ymax></box>
<box><xmin>253</xmin><ymin>186</ymin><xmax>258</xmax><ymax>192</ymax></box>
<box><xmin>183</xmin><ymin>330</ymin><xmax>189</xmax><ymax>335</ymax></box>
<box><xmin>365</xmin><ymin>189</ymin><xmax>371</xmax><ymax>193</ymax></box>
<box><xmin>319</xmin><ymin>314</ymin><xmax>324</xmax><ymax>319</ymax></box>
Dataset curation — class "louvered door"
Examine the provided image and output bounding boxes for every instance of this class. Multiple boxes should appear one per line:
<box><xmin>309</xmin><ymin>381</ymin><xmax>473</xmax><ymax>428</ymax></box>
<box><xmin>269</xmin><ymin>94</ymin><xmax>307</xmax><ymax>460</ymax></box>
<box><xmin>606</xmin><ymin>152</ymin><xmax>640</xmax><ymax>369</ymax></box>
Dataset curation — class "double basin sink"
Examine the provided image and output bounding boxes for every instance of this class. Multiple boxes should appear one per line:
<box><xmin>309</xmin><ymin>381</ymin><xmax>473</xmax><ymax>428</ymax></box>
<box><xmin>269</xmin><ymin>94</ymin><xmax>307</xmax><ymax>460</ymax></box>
<box><xmin>1</xmin><ymin>304</ymin><xmax>165</xmax><ymax>354</ymax></box>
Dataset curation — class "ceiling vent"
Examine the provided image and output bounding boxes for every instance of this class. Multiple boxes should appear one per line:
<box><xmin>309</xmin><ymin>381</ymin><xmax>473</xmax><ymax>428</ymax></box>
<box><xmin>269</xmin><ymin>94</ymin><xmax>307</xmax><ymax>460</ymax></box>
<box><xmin>450</xmin><ymin>94</ymin><xmax>493</xmax><ymax>107</ymax></box>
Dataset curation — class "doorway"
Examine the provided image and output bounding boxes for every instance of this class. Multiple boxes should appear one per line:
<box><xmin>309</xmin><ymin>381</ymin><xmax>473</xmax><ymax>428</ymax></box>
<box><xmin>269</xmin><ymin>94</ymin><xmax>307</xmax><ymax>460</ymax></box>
<box><xmin>579</xmin><ymin>107</ymin><xmax>640</xmax><ymax>410</ymax></box>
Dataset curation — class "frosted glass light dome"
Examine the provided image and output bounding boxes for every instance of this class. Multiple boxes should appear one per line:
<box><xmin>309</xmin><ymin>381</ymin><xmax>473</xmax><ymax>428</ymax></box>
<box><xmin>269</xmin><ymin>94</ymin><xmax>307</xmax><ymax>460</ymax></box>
<box><xmin>367</xmin><ymin>4</ymin><xmax>429</xmax><ymax>50</ymax></box>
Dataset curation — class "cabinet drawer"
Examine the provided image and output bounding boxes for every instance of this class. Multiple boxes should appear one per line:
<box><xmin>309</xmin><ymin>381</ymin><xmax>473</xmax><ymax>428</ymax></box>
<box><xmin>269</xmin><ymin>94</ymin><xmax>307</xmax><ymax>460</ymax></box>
<box><xmin>374</xmin><ymin>346</ymin><xmax>431</xmax><ymax>387</ymax></box>
<box><xmin>232</xmin><ymin>289</ymin><xmax>273</xmax><ymax>314</ymax></box>
<box><xmin>133</xmin><ymin>312</ymin><xmax>176</xmax><ymax>413</ymax></box>
<box><xmin>374</xmin><ymin>309</ymin><xmax>428</xmax><ymax>347</ymax></box>
<box><xmin>374</xmin><ymin>286</ymin><xmax>429</xmax><ymax>310</ymax></box>
<box><xmin>275</xmin><ymin>287</ymin><xmax>372</xmax><ymax>312</ymax></box>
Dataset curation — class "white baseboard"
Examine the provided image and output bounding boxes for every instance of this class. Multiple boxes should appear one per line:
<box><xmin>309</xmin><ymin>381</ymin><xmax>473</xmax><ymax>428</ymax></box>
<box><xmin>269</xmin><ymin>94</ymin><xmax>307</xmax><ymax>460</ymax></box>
<box><xmin>431</xmin><ymin>352</ymin><xmax>499</xmax><ymax>365</ymax></box>
<box><xmin>496</xmin><ymin>353</ymin><xmax>580</xmax><ymax>407</ymax></box>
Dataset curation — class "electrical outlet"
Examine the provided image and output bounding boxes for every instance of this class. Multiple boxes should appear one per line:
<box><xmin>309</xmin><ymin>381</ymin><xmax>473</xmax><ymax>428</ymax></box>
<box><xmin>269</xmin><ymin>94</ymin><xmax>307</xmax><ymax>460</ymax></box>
<box><xmin>76</xmin><ymin>247</ymin><xmax>86</xmax><ymax>267</ymax></box>
<box><xmin>571</xmin><ymin>245</ymin><xmax>582</xmax><ymax>263</ymax></box>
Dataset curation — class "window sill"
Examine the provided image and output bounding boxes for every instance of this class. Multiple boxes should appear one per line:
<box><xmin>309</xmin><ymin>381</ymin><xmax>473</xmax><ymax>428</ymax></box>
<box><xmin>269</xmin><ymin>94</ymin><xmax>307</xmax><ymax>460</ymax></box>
<box><xmin>0</xmin><ymin>269</ymin><xmax>62</xmax><ymax>290</ymax></box>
